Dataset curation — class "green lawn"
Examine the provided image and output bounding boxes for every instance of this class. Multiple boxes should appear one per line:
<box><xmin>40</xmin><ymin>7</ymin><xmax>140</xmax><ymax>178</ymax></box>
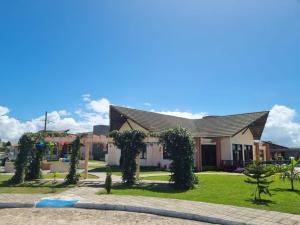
<box><xmin>42</xmin><ymin>172</ymin><xmax>98</xmax><ymax>179</ymax></box>
<box><xmin>89</xmin><ymin>165</ymin><xmax>168</xmax><ymax>176</ymax></box>
<box><xmin>102</xmin><ymin>174</ymin><xmax>300</xmax><ymax>215</ymax></box>
<box><xmin>0</xmin><ymin>175</ymin><xmax>71</xmax><ymax>194</ymax></box>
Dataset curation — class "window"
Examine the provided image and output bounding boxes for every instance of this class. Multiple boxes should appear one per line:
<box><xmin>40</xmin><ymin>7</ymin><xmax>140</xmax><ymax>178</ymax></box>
<box><xmin>140</xmin><ymin>148</ymin><xmax>147</xmax><ymax>159</ymax></box>
<box><xmin>244</xmin><ymin>145</ymin><xmax>253</xmax><ymax>162</ymax></box>
<box><xmin>232</xmin><ymin>144</ymin><xmax>243</xmax><ymax>164</ymax></box>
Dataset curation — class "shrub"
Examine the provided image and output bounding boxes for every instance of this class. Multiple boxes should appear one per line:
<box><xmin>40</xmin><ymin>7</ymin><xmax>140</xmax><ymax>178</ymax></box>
<box><xmin>105</xmin><ymin>167</ymin><xmax>112</xmax><ymax>194</ymax></box>
<box><xmin>10</xmin><ymin>134</ymin><xmax>33</xmax><ymax>184</ymax></box>
<box><xmin>244</xmin><ymin>163</ymin><xmax>274</xmax><ymax>201</ymax></box>
<box><xmin>281</xmin><ymin>158</ymin><xmax>300</xmax><ymax>191</ymax></box>
<box><xmin>110</xmin><ymin>130</ymin><xmax>146</xmax><ymax>185</ymax></box>
<box><xmin>65</xmin><ymin>136</ymin><xmax>81</xmax><ymax>184</ymax></box>
<box><xmin>160</xmin><ymin>126</ymin><xmax>197</xmax><ymax>190</ymax></box>
<box><xmin>26</xmin><ymin>140</ymin><xmax>46</xmax><ymax>180</ymax></box>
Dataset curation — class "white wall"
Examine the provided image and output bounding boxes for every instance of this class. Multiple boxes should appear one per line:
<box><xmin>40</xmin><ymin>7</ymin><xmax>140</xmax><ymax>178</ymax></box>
<box><xmin>107</xmin><ymin>138</ymin><xmax>121</xmax><ymax>166</ymax></box>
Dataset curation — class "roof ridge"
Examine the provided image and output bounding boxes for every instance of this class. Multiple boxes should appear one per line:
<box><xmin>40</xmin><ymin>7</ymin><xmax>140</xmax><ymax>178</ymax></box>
<box><xmin>111</xmin><ymin>105</ymin><xmax>269</xmax><ymax>120</ymax></box>
<box><xmin>111</xmin><ymin>105</ymin><xmax>199</xmax><ymax>120</ymax></box>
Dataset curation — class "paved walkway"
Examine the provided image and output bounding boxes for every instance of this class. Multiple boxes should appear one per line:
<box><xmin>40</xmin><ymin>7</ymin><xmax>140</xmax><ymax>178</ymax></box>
<box><xmin>0</xmin><ymin>186</ymin><xmax>299</xmax><ymax>225</ymax></box>
<box><xmin>0</xmin><ymin>208</ymin><xmax>210</xmax><ymax>225</ymax></box>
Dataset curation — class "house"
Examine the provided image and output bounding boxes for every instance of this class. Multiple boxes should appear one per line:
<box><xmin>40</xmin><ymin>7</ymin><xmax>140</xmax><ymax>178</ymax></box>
<box><xmin>42</xmin><ymin>130</ymin><xmax>107</xmax><ymax>160</ymax></box>
<box><xmin>107</xmin><ymin>105</ymin><xmax>270</xmax><ymax>171</ymax></box>
<box><xmin>264</xmin><ymin>141</ymin><xmax>289</xmax><ymax>161</ymax></box>
<box><xmin>286</xmin><ymin>148</ymin><xmax>300</xmax><ymax>159</ymax></box>
<box><xmin>262</xmin><ymin>141</ymin><xmax>300</xmax><ymax>161</ymax></box>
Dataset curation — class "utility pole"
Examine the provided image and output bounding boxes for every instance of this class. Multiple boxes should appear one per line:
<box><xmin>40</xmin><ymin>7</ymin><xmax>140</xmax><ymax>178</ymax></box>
<box><xmin>44</xmin><ymin>111</ymin><xmax>48</xmax><ymax>133</ymax></box>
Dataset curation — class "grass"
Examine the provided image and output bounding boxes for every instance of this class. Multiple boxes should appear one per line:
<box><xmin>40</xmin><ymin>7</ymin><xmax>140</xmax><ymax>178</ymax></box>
<box><xmin>0</xmin><ymin>175</ymin><xmax>71</xmax><ymax>194</ymax></box>
<box><xmin>89</xmin><ymin>165</ymin><xmax>168</xmax><ymax>176</ymax></box>
<box><xmin>101</xmin><ymin>174</ymin><xmax>300</xmax><ymax>215</ymax></box>
<box><xmin>42</xmin><ymin>172</ymin><xmax>98</xmax><ymax>179</ymax></box>
<box><xmin>88</xmin><ymin>160</ymin><xmax>106</xmax><ymax>163</ymax></box>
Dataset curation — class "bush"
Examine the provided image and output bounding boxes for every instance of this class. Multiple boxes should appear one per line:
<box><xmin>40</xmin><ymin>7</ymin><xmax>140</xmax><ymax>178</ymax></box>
<box><xmin>65</xmin><ymin>136</ymin><xmax>81</xmax><ymax>184</ymax></box>
<box><xmin>244</xmin><ymin>163</ymin><xmax>274</xmax><ymax>202</ymax></box>
<box><xmin>10</xmin><ymin>134</ymin><xmax>33</xmax><ymax>184</ymax></box>
<box><xmin>105</xmin><ymin>167</ymin><xmax>112</xmax><ymax>194</ymax></box>
<box><xmin>281</xmin><ymin>158</ymin><xmax>300</xmax><ymax>191</ymax></box>
<box><xmin>110</xmin><ymin>130</ymin><xmax>146</xmax><ymax>185</ymax></box>
<box><xmin>26</xmin><ymin>140</ymin><xmax>46</xmax><ymax>180</ymax></box>
<box><xmin>160</xmin><ymin>127</ymin><xmax>197</xmax><ymax>190</ymax></box>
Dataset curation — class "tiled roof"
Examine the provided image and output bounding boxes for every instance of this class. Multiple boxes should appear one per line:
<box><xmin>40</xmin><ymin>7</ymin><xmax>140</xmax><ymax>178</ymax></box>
<box><xmin>110</xmin><ymin>105</ymin><xmax>269</xmax><ymax>140</ymax></box>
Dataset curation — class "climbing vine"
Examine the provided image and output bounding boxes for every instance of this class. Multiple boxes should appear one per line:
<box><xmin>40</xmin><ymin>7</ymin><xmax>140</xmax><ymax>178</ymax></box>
<box><xmin>65</xmin><ymin>136</ymin><xmax>81</xmax><ymax>184</ymax></box>
<box><xmin>10</xmin><ymin>134</ymin><xmax>33</xmax><ymax>184</ymax></box>
<box><xmin>10</xmin><ymin>131</ymin><xmax>68</xmax><ymax>184</ymax></box>
<box><xmin>26</xmin><ymin>139</ymin><xmax>46</xmax><ymax>180</ymax></box>
<box><xmin>160</xmin><ymin>127</ymin><xmax>198</xmax><ymax>190</ymax></box>
<box><xmin>110</xmin><ymin>130</ymin><xmax>146</xmax><ymax>185</ymax></box>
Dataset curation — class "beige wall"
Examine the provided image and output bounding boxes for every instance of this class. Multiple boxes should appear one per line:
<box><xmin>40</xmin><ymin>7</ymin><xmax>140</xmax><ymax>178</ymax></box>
<box><xmin>220</xmin><ymin>137</ymin><xmax>231</xmax><ymax>160</ymax></box>
<box><xmin>231</xmin><ymin>128</ymin><xmax>254</xmax><ymax>146</ymax></box>
<box><xmin>230</xmin><ymin>128</ymin><xmax>256</xmax><ymax>161</ymax></box>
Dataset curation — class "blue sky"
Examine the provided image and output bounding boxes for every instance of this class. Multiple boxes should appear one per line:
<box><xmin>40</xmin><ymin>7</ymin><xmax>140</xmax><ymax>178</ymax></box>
<box><xmin>1</xmin><ymin>0</ymin><xmax>300</xmax><ymax>146</ymax></box>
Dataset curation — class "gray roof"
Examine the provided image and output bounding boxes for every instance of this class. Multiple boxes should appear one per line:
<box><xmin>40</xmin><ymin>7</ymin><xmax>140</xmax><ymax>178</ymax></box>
<box><xmin>93</xmin><ymin>125</ymin><xmax>110</xmax><ymax>135</ymax></box>
<box><xmin>110</xmin><ymin>105</ymin><xmax>269</xmax><ymax>140</ymax></box>
<box><xmin>262</xmin><ymin>141</ymin><xmax>289</xmax><ymax>151</ymax></box>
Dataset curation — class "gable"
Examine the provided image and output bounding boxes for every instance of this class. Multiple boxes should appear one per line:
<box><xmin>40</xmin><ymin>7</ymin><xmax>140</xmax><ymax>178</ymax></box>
<box><xmin>119</xmin><ymin>119</ymin><xmax>148</xmax><ymax>133</ymax></box>
<box><xmin>231</xmin><ymin>128</ymin><xmax>254</xmax><ymax>145</ymax></box>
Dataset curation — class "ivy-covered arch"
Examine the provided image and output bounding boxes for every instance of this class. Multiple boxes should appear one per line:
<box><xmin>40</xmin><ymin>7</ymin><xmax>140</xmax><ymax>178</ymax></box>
<box><xmin>110</xmin><ymin>130</ymin><xmax>146</xmax><ymax>185</ymax></box>
<box><xmin>160</xmin><ymin>126</ymin><xmax>198</xmax><ymax>190</ymax></box>
<box><xmin>10</xmin><ymin>131</ymin><xmax>68</xmax><ymax>184</ymax></box>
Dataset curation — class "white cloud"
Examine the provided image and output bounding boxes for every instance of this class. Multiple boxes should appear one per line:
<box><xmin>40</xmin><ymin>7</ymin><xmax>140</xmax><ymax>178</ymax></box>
<box><xmin>262</xmin><ymin>105</ymin><xmax>300</xmax><ymax>147</ymax></box>
<box><xmin>0</xmin><ymin>106</ymin><xmax>9</xmax><ymax>116</ymax></box>
<box><xmin>153</xmin><ymin>110</ymin><xmax>207</xmax><ymax>119</ymax></box>
<box><xmin>82</xmin><ymin>94</ymin><xmax>91</xmax><ymax>102</ymax></box>
<box><xmin>144</xmin><ymin>102</ymin><xmax>152</xmax><ymax>107</ymax></box>
<box><xmin>87</xmin><ymin>98</ymin><xmax>110</xmax><ymax>113</ymax></box>
<box><xmin>0</xmin><ymin>96</ymin><xmax>110</xmax><ymax>143</ymax></box>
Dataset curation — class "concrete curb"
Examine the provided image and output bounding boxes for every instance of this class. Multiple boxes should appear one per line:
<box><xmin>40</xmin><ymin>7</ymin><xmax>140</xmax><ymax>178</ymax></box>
<box><xmin>0</xmin><ymin>202</ymin><xmax>34</xmax><ymax>208</ymax></box>
<box><xmin>74</xmin><ymin>202</ymin><xmax>245</xmax><ymax>225</ymax></box>
<box><xmin>0</xmin><ymin>201</ymin><xmax>245</xmax><ymax>225</ymax></box>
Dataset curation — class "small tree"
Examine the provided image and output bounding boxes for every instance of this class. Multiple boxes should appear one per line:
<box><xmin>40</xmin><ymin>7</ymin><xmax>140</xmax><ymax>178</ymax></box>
<box><xmin>244</xmin><ymin>163</ymin><xmax>274</xmax><ymax>202</ymax></box>
<box><xmin>110</xmin><ymin>130</ymin><xmax>146</xmax><ymax>185</ymax></box>
<box><xmin>10</xmin><ymin>134</ymin><xmax>33</xmax><ymax>184</ymax></box>
<box><xmin>160</xmin><ymin>127</ymin><xmax>197</xmax><ymax>190</ymax></box>
<box><xmin>65</xmin><ymin>136</ymin><xmax>81</xmax><ymax>184</ymax></box>
<box><xmin>105</xmin><ymin>167</ymin><xmax>112</xmax><ymax>194</ymax></box>
<box><xmin>281</xmin><ymin>158</ymin><xmax>300</xmax><ymax>191</ymax></box>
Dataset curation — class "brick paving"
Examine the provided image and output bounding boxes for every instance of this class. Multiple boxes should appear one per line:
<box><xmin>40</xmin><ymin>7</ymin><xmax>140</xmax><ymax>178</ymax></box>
<box><xmin>0</xmin><ymin>208</ymin><xmax>210</xmax><ymax>225</ymax></box>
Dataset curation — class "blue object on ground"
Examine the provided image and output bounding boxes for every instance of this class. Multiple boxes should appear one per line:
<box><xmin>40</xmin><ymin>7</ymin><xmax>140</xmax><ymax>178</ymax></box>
<box><xmin>36</xmin><ymin>199</ymin><xmax>79</xmax><ymax>208</ymax></box>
